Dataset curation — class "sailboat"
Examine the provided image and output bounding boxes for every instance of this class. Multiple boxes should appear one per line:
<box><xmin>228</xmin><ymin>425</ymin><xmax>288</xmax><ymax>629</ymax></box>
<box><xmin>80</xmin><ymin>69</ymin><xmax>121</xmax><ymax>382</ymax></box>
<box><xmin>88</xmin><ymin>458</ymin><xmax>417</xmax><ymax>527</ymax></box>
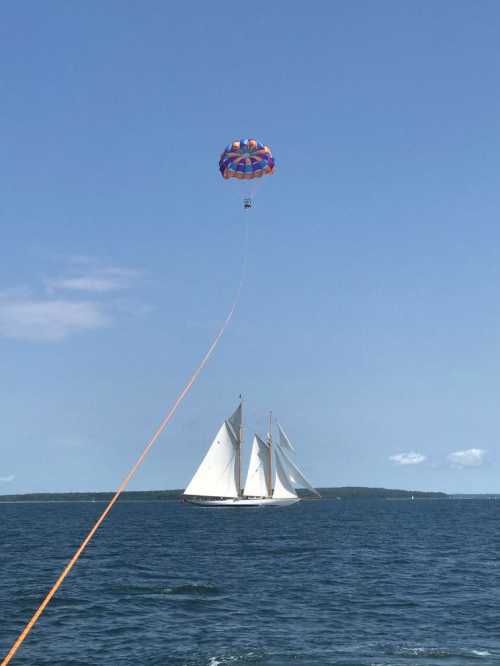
<box><xmin>183</xmin><ymin>402</ymin><xmax>320</xmax><ymax>507</ymax></box>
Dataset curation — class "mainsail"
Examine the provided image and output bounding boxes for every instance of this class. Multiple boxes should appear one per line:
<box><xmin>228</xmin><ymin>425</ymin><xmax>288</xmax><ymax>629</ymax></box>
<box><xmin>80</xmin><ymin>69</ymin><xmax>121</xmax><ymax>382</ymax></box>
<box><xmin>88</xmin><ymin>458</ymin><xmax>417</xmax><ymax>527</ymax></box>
<box><xmin>227</xmin><ymin>403</ymin><xmax>242</xmax><ymax>440</ymax></box>
<box><xmin>243</xmin><ymin>435</ymin><xmax>270</xmax><ymax>497</ymax></box>
<box><xmin>184</xmin><ymin>421</ymin><xmax>239</xmax><ymax>498</ymax></box>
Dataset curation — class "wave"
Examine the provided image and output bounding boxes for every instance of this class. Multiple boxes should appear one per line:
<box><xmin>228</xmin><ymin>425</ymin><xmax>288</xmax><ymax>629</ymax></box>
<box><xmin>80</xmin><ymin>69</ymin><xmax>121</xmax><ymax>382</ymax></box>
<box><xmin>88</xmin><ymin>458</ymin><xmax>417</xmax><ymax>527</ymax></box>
<box><xmin>207</xmin><ymin>652</ymin><xmax>263</xmax><ymax>665</ymax></box>
<box><xmin>105</xmin><ymin>581</ymin><xmax>222</xmax><ymax>599</ymax></box>
<box><xmin>163</xmin><ymin>583</ymin><xmax>221</xmax><ymax>596</ymax></box>
<box><xmin>391</xmin><ymin>645</ymin><xmax>492</xmax><ymax>659</ymax></box>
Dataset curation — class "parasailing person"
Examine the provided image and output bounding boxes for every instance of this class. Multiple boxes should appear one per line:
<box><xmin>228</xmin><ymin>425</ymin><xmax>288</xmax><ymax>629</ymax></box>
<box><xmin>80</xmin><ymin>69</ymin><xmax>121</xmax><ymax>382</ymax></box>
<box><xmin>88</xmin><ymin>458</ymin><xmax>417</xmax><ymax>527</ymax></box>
<box><xmin>219</xmin><ymin>138</ymin><xmax>275</xmax><ymax>209</ymax></box>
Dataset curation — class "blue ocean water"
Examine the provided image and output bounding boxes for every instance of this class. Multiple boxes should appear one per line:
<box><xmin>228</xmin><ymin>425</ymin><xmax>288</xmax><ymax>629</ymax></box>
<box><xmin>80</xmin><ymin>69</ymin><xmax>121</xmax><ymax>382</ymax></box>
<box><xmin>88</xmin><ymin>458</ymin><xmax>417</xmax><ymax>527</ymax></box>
<box><xmin>0</xmin><ymin>499</ymin><xmax>499</xmax><ymax>665</ymax></box>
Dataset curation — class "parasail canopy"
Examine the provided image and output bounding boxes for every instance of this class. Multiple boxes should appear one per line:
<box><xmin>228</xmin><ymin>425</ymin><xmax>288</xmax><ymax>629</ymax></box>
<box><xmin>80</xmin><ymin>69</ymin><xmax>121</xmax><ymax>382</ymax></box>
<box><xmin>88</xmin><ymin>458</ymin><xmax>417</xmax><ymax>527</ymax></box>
<box><xmin>219</xmin><ymin>138</ymin><xmax>275</xmax><ymax>180</ymax></box>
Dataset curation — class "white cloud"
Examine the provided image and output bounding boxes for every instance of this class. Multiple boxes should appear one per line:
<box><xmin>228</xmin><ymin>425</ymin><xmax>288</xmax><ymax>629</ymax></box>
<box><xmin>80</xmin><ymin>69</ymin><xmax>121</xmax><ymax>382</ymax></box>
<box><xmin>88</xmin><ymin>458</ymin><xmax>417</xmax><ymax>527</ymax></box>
<box><xmin>0</xmin><ymin>260</ymin><xmax>144</xmax><ymax>342</ymax></box>
<box><xmin>0</xmin><ymin>295</ymin><xmax>110</xmax><ymax>341</ymax></box>
<box><xmin>389</xmin><ymin>451</ymin><xmax>427</xmax><ymax>466</ymax></box>
<box><xmin>0</xmin><ymin>475</ymin><xmax>14</xmax><ymax>483</ymax></box>
<box><xmin>46</xmin><ymin>266</ymin><xmax>140</xmax><ymax>293</ymax></box>
<box><xmin>448</xmin><ymin>448</ymin><xmax>486</xmax><ymax>468</ymax></box>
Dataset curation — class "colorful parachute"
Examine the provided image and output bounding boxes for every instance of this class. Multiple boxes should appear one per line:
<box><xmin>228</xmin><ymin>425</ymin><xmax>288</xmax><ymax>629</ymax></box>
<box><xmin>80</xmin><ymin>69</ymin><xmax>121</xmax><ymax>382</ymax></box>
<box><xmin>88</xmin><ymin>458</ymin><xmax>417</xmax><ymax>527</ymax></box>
<box><xmin>219</xmin><ymin>138</ymin><xmax>275</xmax><ymax>180</ymax></box>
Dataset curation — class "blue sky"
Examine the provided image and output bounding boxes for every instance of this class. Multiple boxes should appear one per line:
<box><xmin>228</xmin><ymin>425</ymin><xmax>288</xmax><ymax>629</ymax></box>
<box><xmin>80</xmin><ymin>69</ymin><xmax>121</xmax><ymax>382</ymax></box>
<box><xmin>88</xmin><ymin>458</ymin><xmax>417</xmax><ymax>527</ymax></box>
<box><xmin>2</xmin><ymin>2</ymin><xmax>500</xmax><ymax>494</ymax></box>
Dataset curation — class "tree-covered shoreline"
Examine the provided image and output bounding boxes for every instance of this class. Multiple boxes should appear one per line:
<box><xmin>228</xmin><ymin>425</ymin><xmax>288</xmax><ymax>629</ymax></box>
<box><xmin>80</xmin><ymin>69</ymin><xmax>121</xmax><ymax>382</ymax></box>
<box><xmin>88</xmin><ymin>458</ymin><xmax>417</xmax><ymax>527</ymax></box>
<box><xmin>0</xmin><ymin>487</ymin><xmax>447</xmax><ymax>502</ymax></box>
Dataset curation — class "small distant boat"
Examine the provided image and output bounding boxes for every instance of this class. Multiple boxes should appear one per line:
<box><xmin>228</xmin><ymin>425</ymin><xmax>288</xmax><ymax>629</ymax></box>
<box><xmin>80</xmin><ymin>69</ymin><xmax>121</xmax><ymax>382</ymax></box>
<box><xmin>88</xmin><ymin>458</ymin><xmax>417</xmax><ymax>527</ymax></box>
<box><xmin>183</xmin><ymin>401</ymin><xmax>320</xmax><ymax>508</ymax></box>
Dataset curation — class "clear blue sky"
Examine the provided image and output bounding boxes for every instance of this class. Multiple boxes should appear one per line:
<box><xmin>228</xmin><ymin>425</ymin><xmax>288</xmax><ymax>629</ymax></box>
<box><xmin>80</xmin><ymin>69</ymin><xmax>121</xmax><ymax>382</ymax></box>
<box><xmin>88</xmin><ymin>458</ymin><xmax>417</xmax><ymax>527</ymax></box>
<box><xmin>2</xmin><ymin>2</ymin><xmax>500</xmax><ymax>494</ymax></box>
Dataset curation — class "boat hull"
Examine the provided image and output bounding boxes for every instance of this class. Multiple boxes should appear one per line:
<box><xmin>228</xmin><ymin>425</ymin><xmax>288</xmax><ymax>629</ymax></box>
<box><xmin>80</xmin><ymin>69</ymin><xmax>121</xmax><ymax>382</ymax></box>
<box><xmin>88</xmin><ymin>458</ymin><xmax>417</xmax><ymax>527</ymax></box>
<box><xmin>183</xmin><ymin>497</ymin><xmax>300</xmax><ymax>508</ymax></box>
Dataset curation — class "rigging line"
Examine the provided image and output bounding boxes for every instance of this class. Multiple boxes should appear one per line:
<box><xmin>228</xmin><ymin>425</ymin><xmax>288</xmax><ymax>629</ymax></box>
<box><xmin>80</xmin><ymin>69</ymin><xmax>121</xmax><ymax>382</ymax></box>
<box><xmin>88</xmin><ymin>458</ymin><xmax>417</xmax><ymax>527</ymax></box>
<box><xmin>1</xmin><ymin>217</ymin><xmax>249</xmax><ymax>666</ymax></box>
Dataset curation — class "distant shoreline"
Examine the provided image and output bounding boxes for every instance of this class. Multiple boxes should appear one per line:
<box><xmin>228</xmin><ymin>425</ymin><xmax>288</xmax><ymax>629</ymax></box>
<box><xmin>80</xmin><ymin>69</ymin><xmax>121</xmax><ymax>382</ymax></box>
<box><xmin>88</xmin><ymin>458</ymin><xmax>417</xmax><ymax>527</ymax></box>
<box><xmin>0</xmin><ymin>487</ymin><xmax>450</xmax><ymax>503</ymax></box>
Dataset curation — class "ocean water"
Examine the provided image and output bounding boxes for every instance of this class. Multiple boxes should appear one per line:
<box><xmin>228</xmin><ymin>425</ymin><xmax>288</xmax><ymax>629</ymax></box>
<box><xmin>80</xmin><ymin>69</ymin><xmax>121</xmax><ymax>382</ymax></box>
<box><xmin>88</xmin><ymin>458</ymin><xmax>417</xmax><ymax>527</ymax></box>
<box><xmin>0</xmin><ymin>499</ymin><xmax>499</xmax><ymax>665</ymax></box>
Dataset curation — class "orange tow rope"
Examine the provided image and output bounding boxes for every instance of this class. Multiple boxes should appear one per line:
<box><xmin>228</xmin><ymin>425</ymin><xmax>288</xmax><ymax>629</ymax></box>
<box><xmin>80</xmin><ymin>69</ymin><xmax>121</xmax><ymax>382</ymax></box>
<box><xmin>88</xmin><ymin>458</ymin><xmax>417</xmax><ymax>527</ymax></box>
<box><xmin>1</xmin><ymin>257</ymin><xmax>246</xmax><ymax>664</ymax></box>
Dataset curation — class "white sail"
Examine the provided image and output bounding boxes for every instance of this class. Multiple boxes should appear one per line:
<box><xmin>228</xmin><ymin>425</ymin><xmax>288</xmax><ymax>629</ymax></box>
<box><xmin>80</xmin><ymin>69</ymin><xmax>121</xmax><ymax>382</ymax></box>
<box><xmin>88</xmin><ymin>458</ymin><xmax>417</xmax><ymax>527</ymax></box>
<box><xmin>227</xmin><ymin>403</ymin><xmax>242</xmax><ymax>441</ymax></box>
<box><xmin>272</xmin><ymin>447</ymin><xmax>298</xmax><ymax>499</ymax></box>
<box><xmin>278</xmin><ymin>423</ymin><xmax>295</xmax><ymax>452</ymax></box>
<box><xmin>184</xmin><ymin>421</ymin><xmax>239</xmax><ymax>498</ymax></box>
<box><xmin>243</xmin><ymin>435</ymin><xmax>270</xmax><ymax>497</ymax></box>
<box><xmin>277</xmin><ymin>442</ymin><xmax>320</xmax><ymax>497</ymax></box>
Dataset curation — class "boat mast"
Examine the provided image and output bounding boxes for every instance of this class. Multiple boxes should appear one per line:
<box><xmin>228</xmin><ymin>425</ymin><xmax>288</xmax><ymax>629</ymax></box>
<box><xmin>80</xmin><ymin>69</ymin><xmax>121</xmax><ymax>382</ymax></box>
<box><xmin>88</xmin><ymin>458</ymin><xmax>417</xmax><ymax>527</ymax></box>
<box><xmin>237</xmin><ymin>396</ymin><xmax>243</xmax><ymax>497</ymax></box>
<box><xmin>267</xmin><ymin>411</ymin><xmax>273</xmax><ymax>498</ymax></box>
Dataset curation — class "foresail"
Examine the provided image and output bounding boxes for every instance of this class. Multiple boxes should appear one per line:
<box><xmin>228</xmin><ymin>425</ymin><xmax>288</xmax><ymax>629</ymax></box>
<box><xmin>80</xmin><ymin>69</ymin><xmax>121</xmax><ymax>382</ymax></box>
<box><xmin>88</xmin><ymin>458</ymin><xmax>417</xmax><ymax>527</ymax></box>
<box><xmin>272</xmin><ymin>447</ymin><xmax>298</xmax><ymax>499</ymax></box>
<box><xmin>184</xmin><ymin>422</ymin><xmax>239</xmax><ymax>498</ymax></box>
<box><xmin>276</xmin><ymin>442</ymin><xmax>320</xmax><ymax>497</ymax></box>
<box><xmin>278</xmin><ymin>423</ymin><xmax>295</xmax><ymax>452</ymax></box>
<box><xmin>243</xmin><ymin>435</ymin><xmax>270</xmax><ymax>497</ymax></box>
